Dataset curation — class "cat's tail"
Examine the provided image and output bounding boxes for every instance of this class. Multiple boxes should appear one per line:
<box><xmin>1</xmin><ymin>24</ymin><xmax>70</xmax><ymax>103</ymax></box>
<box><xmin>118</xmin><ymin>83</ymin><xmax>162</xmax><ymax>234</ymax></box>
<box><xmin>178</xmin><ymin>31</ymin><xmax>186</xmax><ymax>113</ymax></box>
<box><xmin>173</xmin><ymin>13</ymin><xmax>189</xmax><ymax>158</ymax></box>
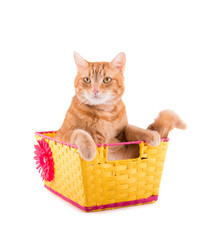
<box><xmin>147</xmin><ymin>110</ymin><xmax>187</xmax><ymax>138</ymax></box>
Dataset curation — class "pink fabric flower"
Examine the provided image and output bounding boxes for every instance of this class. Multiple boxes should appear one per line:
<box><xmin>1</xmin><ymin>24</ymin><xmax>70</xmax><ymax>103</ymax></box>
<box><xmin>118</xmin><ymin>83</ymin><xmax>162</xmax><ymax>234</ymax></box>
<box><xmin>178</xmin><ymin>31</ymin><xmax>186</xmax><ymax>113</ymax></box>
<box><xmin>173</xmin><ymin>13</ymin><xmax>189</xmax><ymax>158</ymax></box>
<box><xmin>34</xmin><ymin>138</ymin><xmax>54</xmax><ymax>181</ymax></box>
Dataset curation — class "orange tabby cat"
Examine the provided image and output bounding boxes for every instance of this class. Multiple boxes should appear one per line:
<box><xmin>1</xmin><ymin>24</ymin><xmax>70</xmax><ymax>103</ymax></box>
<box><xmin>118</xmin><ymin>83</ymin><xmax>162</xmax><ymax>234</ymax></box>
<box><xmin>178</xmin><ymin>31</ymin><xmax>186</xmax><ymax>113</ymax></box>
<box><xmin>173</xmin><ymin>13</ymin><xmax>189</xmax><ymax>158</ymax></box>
<box><xmin>54</xmin><ymin>52</ymin><xmax>186</xmax><ymax>161</ymax></box>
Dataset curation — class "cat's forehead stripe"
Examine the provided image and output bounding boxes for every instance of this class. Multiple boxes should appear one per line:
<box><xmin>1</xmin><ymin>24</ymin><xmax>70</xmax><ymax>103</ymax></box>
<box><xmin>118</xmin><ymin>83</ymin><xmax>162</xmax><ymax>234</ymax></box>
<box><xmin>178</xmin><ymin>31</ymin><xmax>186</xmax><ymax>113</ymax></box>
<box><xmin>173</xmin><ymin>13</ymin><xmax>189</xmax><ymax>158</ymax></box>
<box><xmin>89</xmin><ymin>63</ymin><xmax>106</xmax><ymax>78</ymax></box>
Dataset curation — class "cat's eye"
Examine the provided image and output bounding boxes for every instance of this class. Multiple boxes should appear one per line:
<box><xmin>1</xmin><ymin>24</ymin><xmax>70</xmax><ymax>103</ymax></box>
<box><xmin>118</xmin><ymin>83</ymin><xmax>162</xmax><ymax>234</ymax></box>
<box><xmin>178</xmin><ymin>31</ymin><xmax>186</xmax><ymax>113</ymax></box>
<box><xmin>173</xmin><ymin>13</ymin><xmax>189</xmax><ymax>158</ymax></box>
<box><xmin>103</xmin><ymin>77</ymin><xmax>112</xmax><ymax>84</ymax></box>
<box><xmin>83</xmin><ymin>77</ymin><xmax>91</xmax><ymax>83</ymax></box>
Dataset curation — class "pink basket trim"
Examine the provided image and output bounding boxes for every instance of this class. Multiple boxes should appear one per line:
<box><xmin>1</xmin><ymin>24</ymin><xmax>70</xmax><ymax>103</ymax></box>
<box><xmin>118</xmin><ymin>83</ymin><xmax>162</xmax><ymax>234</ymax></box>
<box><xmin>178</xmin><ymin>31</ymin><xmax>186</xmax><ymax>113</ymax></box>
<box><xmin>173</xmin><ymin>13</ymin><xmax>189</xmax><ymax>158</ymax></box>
<box><xmin>35</xmin><ymin>131</ymin><xmax>78</xmax><ymax>148</ymax></box>
<box><xmin>35</xmin><ymin>131</ymin><xmax>169</xmax><ymax>149</ymax></box>
<box><xmin>44</xmin><ymin>185</ymin><xmax>158</xmax><ymax>212</ymax></box>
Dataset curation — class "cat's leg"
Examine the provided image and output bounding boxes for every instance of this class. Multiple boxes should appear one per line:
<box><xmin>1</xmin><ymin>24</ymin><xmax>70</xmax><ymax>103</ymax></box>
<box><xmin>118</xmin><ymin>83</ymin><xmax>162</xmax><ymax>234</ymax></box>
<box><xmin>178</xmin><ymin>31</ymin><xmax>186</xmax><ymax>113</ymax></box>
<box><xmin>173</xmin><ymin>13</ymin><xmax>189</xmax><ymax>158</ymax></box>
<box><xmin>125</xmin><ymin>125</ymin><xmax>161</xmax><ymax>146</ymax></box>
<box><xmin>70</xmin><ymin>129</ymin><xmax>96</xmax><ymax>161</ymax></box>
<box><xmin>107</xmin><ymin>125</ymin><xmax>160</xmax><ymax>161</ymax></box>
<box><xmin>55</xmin><ymin>129</ymin><xmax>96</xmax><ymax>161</ymax></box>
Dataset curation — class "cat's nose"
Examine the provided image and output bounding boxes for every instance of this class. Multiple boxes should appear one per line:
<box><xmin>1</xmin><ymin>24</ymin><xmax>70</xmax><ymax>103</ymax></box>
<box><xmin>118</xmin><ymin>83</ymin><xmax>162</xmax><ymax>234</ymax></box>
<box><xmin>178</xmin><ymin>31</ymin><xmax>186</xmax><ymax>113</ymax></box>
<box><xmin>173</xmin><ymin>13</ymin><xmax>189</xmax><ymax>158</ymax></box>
<box><xmin>93</xmin><ymin>88</ymin><xmax>99</xmax><ymax>94</ymax></box>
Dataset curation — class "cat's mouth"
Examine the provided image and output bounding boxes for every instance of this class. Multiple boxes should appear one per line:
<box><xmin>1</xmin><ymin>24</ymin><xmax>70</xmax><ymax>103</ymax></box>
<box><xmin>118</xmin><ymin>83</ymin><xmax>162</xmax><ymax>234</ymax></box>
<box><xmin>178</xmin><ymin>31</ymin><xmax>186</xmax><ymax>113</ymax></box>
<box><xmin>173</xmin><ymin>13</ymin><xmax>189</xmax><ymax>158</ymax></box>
<box><xmin>87</xmin><ymin>95</ymin><xmax>107</xmax><ymax>105</ymax></box>
<box><xmin>92</xmin><ymin>95</ymin><xmax>101</xmax><ymax>99</ymax></box>
<box><xmin>82</xmin><ymin>92</ymin><xmax>112</xmax><ymax>105</ymax></box>
<box><xmin>89</xmin><ymin>92</ymin><xmax>104</xmax><ymax>101</ymax></box>
<box><xmin>91</xmin><ymin>95</ymin><xmax>104</xmax><ymax>103</ymax></box>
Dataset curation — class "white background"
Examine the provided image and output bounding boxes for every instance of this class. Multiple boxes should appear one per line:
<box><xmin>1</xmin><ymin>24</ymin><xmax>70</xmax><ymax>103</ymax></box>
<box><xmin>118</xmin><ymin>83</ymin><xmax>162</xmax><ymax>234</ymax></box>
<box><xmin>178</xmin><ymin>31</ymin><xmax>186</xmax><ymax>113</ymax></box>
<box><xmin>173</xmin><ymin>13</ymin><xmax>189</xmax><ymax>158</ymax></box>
<box><xmin>0</xmin><ymin>0</ymin><xmax>198</xmax><ymax>239</ymax></box>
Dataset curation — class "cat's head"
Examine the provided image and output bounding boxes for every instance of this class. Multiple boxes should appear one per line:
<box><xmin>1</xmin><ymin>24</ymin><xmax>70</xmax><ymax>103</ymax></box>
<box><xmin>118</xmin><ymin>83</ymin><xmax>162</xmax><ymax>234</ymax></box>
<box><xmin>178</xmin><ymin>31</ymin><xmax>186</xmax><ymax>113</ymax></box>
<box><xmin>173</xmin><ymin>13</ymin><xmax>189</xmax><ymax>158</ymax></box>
<box><xmin>73</xmin><ymin>52</ymin><xmax>126</xmax><ymax>106</ymax></box>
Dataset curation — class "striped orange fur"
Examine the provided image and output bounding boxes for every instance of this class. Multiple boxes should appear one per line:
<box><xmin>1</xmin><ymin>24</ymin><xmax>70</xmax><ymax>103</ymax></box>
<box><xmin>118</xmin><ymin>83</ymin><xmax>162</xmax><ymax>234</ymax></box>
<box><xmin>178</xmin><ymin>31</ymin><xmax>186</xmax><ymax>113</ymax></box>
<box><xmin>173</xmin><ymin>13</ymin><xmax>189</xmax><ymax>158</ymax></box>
<box><xmin>54</xmin><ymin>52</ymin><xmax>186</xmax><ymax>161</ymax></box>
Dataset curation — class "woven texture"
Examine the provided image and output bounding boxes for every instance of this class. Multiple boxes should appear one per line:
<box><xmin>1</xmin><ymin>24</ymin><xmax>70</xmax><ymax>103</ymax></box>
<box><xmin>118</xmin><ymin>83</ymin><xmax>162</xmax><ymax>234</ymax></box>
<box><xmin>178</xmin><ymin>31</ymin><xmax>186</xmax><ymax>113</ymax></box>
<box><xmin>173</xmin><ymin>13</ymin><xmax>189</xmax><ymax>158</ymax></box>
<box><xmin>35</xmin><ymin>131</ymin><xmax>168</xmax><ymax>211</ymax></box>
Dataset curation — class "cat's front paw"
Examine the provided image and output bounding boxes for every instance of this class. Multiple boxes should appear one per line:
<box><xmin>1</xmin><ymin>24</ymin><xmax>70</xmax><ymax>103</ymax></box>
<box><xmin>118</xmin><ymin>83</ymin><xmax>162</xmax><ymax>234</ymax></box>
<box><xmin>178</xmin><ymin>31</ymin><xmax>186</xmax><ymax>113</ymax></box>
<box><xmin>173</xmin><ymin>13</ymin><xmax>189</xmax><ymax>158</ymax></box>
<box><xmin>145</xmin><ymin>130</ymin><xmax>161</xmax><ymax>147</ymax></box>
<box><xmin>78</xmin><ymin>141</ymin><xmax>96</xmax><ymax>161</ymax></box>
<box><xmin>70</xmin><ymin>129</ymin><xmax>97</xmax><ymax>161</ymax></box>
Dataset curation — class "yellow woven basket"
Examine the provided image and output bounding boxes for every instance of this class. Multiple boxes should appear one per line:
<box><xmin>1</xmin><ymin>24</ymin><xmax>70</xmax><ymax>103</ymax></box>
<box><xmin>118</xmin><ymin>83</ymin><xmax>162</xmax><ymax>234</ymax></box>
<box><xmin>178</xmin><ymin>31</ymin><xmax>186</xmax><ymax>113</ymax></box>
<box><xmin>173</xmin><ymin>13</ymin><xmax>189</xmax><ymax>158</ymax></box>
<box><xmin>34</xmin><ymin>131</ymin><xmax>168</xmax><ymax>212</ymax></box>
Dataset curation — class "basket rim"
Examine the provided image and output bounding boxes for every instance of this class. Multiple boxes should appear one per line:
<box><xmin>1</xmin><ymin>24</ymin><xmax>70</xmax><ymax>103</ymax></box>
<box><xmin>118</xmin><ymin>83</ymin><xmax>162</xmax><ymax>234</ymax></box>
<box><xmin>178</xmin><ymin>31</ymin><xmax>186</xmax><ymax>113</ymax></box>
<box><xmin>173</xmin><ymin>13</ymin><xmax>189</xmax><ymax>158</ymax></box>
<box><xmin>35</xmin><ymin>131</ymin><xmax>169</xmax><ymax>149</ymax></box>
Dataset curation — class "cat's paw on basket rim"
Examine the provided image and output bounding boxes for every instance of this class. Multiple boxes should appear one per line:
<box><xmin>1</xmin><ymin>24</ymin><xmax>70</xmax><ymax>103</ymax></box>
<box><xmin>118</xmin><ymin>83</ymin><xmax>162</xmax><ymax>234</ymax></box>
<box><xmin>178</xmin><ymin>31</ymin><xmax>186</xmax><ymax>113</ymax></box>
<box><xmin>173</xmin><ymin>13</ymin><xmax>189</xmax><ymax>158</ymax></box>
<box><xmin>78</xmin><ymin>144</ymin><xmax>96</xmax><ymax>161</ymax></box>
<box><xmin>145</xmin><ymin>130</ymin><xmax>161</xmax><ymax>147</ymax></box>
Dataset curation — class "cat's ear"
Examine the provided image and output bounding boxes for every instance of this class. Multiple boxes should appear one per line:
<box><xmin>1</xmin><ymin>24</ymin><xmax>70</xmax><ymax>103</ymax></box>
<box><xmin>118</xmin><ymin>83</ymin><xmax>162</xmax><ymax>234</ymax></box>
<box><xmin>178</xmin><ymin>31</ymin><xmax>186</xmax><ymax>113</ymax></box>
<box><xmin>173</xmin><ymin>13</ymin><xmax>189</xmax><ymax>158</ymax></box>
<box><xmin>73</xmin><ymin>52</ymin><xmax>88</xmax><ymax>70</ymax></box>
<box><xmin>110</xmin><ymin>52</ymin><xmax>126</xmax><ymax>74</ymax></box>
